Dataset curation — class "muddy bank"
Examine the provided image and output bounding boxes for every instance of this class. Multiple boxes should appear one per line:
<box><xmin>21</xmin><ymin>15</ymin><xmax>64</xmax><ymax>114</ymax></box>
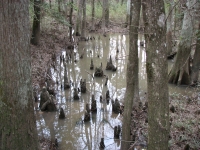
<box><xmin>130</xmin><ymin>93</ymin><xmax>200</xmax><ymax>150</ymax></box>
<box><xmin>31</xmin><ymin>29</ymin><xmax>67</xmax><ymax>88</ymax></box>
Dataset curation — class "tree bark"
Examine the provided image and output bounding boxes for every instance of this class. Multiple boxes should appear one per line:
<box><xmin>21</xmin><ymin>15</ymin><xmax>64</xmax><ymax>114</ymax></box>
<box><xmin>125</xmin><ymin>0</ymin><xmax>131</xmax><ymax>27</ymax></box>
<box><xmin>174</xmin><ymin>0</ymin><xmax>184</xmax><ymax>36</ymax></box>
<box><xmin>191</xmin><ymin>23</ymin><xmax>200</xmax><ymax>84</ymax></box>
<box><xmin>81</xmin><ymin>0</ymin><xmax>86</xmax><ymax>39</ymax></box>
<box><xmin>142</xmin><ymin>0</ymin><xmax>148</xmax><ymax>43</ymax></box>
<box><xmin>91</xmin><ymin>0</ymin><xmax>95</xmax><ymax>31</ymax></box>
<box><xmin>58</xmin><ymin>0</ymin><xmax>61</xmax><ymax>12</ymax></box>
<box><xmin>105</xmin><ymin>0</ymin><xmax>109</xmax><ymax>28</ymax></box>
<box><xmin>49</xmin><ymin>0</ymin><xmax>52</xmax><ymax>8</ymax></box>
<box><xmin>31</xmin><ymin>0</ymin><xmax>41</xmax><ymax>45</ymax></box>
<box><xmin>168</xmin><ymin>0</ymin><xmax>195</xmax><ymax>85</ymax></box>
<box><xmin>69</xmin><ymin>0</ymin><xmax>73</xmax><ymax>42</ymax></box>
<box><xmin>0</xmin><ymin>1</ymin><xmax>40</xmax><ymax>149</ymax></box>
<box><xmin>64</xmin><ymin>0</ymin><xmax>68</xmax><ymax>20</ymax></box>
<box><xmin>121</xmin><ymin>0</ymin><xmax>141</xmax><ymax>150</ymax></box>
<box><xmin>165</xmin><ymin>0</ymin><xmax>173</xmax><ymax>55</ymax></box>
<box><xmin>75</xmin><ymin>0</ymin><xmax>82</xmax><ymax>36</ymax></box>
<box><xmin>102</xmin><ymin>0</ymin><xmax>109</xmax><ymax>29</ymax></box>
<box><xmin>145</xmin><ymin>1</ymin><xmax>169</xmax><ymax>149</ymax></box>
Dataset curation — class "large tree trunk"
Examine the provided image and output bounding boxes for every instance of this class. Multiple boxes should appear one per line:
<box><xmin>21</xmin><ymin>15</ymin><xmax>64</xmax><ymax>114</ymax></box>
<box><xmin>145</xmin><ymin>0</ymin><xmax>169</xmax><ymax>149</ymax></box>
<box><xmin>0</xmin><ymin>1</ymin><xmax>40</xmax><ymax>149</ymax></box>
<box><xmin>121</xmin><ymin>0</ymin><xmax>141</xmax><ymax>149</ymax></box>
<box><xmin>168</xmin><ymin>0</ymin><xmax>195</xmax><ymax>85</ymax></box>
<box><xmin>191</xmin><ymin>22</ymin><xmax>200</xmax><ymax>84</ymax></box>
<box><xmin>31</xmin><ymin>0</ymin><xmax>41</xmax><ymax>45</ymax></box>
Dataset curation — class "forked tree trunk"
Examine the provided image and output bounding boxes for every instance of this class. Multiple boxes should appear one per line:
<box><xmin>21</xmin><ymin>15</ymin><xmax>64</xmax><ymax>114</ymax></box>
<box><xmin>121</xmin><ymin>0</ymin><xmax>141</xmax><ymax>149</ymax></box>
<box><xmin>31</xmin><ymin>0</ymin><xmax>41</xmax><ymax>45</ymax></box>
<box><xmin>0</xmin><ymin>1</ymin><xmax>40</xmax><ymax>149</ymax></box>
<box><xmin>145</xmin><ymin>0</ymin><xmax>169</xmax><ymax>149</ymax></box>
<box><xmin>168</xmin><ymin>0</ymin><xmax>195</xmax><ymax>85</ymax></box>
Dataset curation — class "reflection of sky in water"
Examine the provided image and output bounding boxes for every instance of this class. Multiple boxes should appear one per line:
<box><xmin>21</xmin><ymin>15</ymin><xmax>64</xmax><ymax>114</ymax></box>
<box><xmin>35</xmin><ymin>33</ymin><xmax>196</xmax><ymax>150</ymax></box>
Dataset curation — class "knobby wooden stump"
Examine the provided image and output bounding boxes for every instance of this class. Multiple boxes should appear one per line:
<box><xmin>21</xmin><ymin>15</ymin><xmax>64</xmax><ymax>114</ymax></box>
<box><xmin>59</xmin><ymin>107</ymin><xmax>65</xmax><ymax>119</ymax></box>
<box><xmin>91</xmin><ymin>94</ymin><xmax>97</xmax><ymax>112</ymax></box>
<box><xmin>73</xmin><ymin>88</ymin><xmax>79</xmax><ymax>100</ymax></box>
<box><xmin>99</xmin><ymin>138</ymin><xmax>105</xmax><ymax>149</ymax></box>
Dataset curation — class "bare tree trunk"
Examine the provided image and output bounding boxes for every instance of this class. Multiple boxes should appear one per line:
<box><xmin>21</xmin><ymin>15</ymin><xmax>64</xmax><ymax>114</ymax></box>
<box><xmin>165</xmin><ymin>0</ymin><xmax>173</xmax><ymax>55</ymax></box>
<box><xmin>142</xmin><ymin>0</ymin><xmax>148</xmax><ymax>43</ymax></box>
<box><xmin>31</xmin><ymin>0</ymin><xmax>41</xmax><ymax>45</ymax></box>
<box><xmin>91</xmin><ymin>0</ymin><xmax>95</xmax><ymax>31</ymax></box>
<box><xmin>75</xmin><ymin>0</ymin><xmax>82</xmax><ymax>36</ymax></box>
<box><xmin>0</xmin><ymin>1</ymin><xmax>40</xmax><ymax>149</ymax></box>
<box><xmin>121</xmin><ymin>0</ymin><xmax>124</xmax><ymax>5</ymax></box>
<box><xmin>81</xmin><ymin>0</ymin><xmax>86</xmax><ymax>40</ymax></box>
<box><xmin>69</xmin><ymin>0</ymin><xmax>73</xmax><ymax>42</ymax></box>
<box><xmin>125</xmin><ymin>0</ymin><xmax>131</xmax><ymax>28</ymax></box>
<box><xmin>102</xmin><ymin>0</ymin><xmax>109</xmax><ymax>29</ymax></box>
<box><xmin>102</xmin><ymin>0</ymin><xmax>106</xmax><ymax>29</ymax></box>
<box><xmin>121</xmin><ymin>0</ymin><xmax>141</xmax><ymax>149</ymax></box>
<box><xmin>58</xmin><ymin>0</ymin><xmax>61</xmax><ymax>12</ymax></box>
<box><xmin>174</xmin><ymin>0</ymin><xmax>184</xmax><ymax>37</ymax></box>
<box><xmin>49</xmin><ymin>0</ymin><xmax>52</xmax><ymax>8</ymax></box>
<box><xmin>145</xmin><ymin>0</ymin><xmax>169</xmax><ymax>149</ymax></box>
<box><xmin>105</xmin><ymin>0</ymin><xmax>109</xmax><ymax>27</ymax></box>
<box><xmin>64</xmin><ymin>0</ymin><xmax>68</xmax><ymax>20</ymax></box>
<box><xmin>168</xmin><ymin>0</ymin><xmax>195</xmax><ymax>85</ymax></box>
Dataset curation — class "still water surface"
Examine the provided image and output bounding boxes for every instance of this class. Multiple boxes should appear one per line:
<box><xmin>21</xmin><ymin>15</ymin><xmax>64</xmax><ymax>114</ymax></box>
<box><xmin>35</xmin><ymin>33</ymin><xmax>196</xmax><ymax>150</ymax></box>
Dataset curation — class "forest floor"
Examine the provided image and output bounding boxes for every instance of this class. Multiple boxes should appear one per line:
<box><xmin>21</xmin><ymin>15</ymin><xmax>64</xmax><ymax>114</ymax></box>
<box><xmin>31</xmin><ymin>22</ymin><xmax>200</xmax><ymax>150</ymax></box>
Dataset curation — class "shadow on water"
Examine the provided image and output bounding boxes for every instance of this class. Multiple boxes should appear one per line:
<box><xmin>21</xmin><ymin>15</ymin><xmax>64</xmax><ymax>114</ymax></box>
<box><xmin>35</xmin><ymin>33</ymin><xmax>197</xmax><ymax>150</ymax></box>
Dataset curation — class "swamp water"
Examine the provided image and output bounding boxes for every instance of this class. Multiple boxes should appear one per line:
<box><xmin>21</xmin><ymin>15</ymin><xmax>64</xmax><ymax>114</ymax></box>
<box><xmin>35</xmin><ymin>34</ymin><xmax>197</xmax><ymax>150</ymax></box>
